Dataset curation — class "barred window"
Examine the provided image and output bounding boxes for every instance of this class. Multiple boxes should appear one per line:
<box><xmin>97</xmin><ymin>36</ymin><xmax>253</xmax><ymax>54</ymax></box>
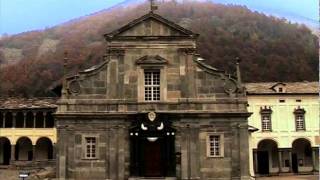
<box><xmin>294</xmin><ymin>107</ymin><xmax>306</xmax><ymax>131</ymax></box>
<box><xmin>144</xmin><ymin>70</ymin><xmax>160</xmax><ymax>101</ymax></box>
<box><xmin>207</xmin><ymin>134</ymin><xmax>223</xmax><ymax>157</ymax></box>
<box><xmin>261</xmin><ymin>115</ymin><xmax>272</xmax><ymax>131</ymax></box>
<box><xmin>295</xmin><ymin>114</ymin><xmax>305</xmax><ymax>131</ymax></box>
<box><xmin>85</xmin><ymin>137</ymin><xmax>96</xmax><ymax>159</ymax></box>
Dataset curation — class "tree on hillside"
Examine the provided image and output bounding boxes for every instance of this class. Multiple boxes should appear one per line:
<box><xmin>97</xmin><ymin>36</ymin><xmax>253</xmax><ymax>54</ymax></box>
<box><xmin>0</xmin><ymin>1</ymin><xmax>318</xmax><ymax>97</ymax></box>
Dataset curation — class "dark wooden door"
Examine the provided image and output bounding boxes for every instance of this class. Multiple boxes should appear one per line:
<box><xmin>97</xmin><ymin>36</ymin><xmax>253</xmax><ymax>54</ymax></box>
<box><xmin>144</xmin><ymin>138</ymin><xmax>163</xmax><ymax>177</ymax></box>
<box><xmin>292</xmin><ymin>153</ymin><xmax>298</xmax><ymax>173</ymax></box>
<box><xmin>257</xmin><ymin>151</ymin><xmax>269</xmax><ymax>174</ymax></box>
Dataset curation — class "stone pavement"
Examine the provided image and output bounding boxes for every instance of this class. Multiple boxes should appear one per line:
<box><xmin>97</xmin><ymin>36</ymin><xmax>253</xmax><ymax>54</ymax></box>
<box><xmin>256</xmin><ymin>175</ymin><xmax>319</xmax><ymax>180</ymax></box>
<box><xmin>0</xmin><ymin>169</ymin><xmax>19</xmax><ymax>180</ymax></box>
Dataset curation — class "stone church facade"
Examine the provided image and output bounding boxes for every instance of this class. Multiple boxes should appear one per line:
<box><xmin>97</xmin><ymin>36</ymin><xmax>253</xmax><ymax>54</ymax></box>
<box><xmin>56</xmin><ymin>11</ymin><xmax>251</xmax><ymax>180</ymax></box>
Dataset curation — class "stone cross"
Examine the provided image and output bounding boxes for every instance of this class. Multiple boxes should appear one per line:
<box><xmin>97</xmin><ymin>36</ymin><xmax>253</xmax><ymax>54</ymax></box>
<box><xmin>149</xmin><ymin>0</ymin><xmax>158</xmax><ymax>12</ymax></box>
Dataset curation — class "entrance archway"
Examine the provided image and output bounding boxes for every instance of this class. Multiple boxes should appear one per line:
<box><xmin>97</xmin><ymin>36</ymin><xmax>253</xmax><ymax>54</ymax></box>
<box><xmin>256</xmin><ymin>139</ymin><xmax>278</xmax><ymax>175</ymax></box>
<box><xmin>292</xmin><ymin>138</ymin><xmax>312</xmax><ymax>173</ymax></box>
<box><xmin>15</xmin><ymin>137</ymin><xmax>33</xmax><ymax>161</ymax></box>
<box><xmin>129</xmin><ymin>114</ymin><xmax>176</xmax><ymax>177</ymax></box>
<box><xmin>35</xmin><ymin>137</ymin><xmax>53</xmax><ymax>160</ymax></box>
<box><xmin>0</xmin><ymin>137</ymin><xmax>11</xmax><ymax>165</ymax></box>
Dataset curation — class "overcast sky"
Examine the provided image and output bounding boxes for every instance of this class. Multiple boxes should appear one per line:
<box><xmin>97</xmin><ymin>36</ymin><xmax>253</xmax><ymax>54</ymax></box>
<box><xmin>0</xmin><ymin>0</ymin><xmax>318</xmax><ymax>35</ymax></box>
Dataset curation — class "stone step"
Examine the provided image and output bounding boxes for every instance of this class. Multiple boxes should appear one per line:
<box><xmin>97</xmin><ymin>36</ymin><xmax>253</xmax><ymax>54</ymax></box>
<box><xmin>128</xmin><ymin>177</ymin><xmax>176</xmax><ymax>180</ymax></box>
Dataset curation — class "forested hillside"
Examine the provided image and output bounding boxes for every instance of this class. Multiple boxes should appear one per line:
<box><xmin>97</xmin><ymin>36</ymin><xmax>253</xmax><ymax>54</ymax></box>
<box><xmin>0</xmin><ymin>1</ymin><xmax>318</xmax><ymax>97</ymax></box>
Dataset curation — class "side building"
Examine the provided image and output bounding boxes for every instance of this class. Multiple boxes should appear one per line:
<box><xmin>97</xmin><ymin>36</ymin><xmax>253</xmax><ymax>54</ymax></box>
<box><xmin>246</xmin><ymin>82</ymin><xmax>319</xmax><ymax>176</ymax></box>
<box><xmin>0</xmin><ymin>98</ymin><xmax>57</xmax><ymax>167</ymax></box>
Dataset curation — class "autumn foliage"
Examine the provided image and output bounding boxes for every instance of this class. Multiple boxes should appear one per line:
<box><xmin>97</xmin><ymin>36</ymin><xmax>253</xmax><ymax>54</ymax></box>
<box><xmin>0</xmin><ymin>1</ymin><xmax>318</xmax><ymax>97</ymax></box>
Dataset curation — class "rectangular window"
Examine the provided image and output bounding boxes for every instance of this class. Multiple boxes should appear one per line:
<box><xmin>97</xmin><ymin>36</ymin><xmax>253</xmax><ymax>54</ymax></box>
<box><xmin>144</xmin><ymin>70</ymin><xmax>160</xmax><ymax>101</ymax></box>
<box><xmin>85</xmin><ymin>137</ymin><xmax>96</xmax><ymax>159</ymax></box>
<box><xmin>296</xmin><ymin>114</ymin><xmax>305</xmax><ymax>131</ymax></box>
<box><xmin>207</xmin><ymin>134</ymin><xmax>223</xmax><ymax>157</ymax></box>
<box><xmin>261</xmin><ymin>115</ymin><xmax>272</xmax><ymax>131</ymax></box>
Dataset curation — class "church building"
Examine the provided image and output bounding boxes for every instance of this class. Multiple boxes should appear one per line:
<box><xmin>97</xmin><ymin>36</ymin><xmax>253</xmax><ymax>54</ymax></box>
<box><xmin>55</xmin><ymin>5</ymin><xmax>251</xmax><ymax>180</ymax></box>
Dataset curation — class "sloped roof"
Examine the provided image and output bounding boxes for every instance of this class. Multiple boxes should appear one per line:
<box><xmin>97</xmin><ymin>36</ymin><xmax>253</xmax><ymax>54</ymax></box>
<box><xmin>245</xmin><ymin>82</ymin><xmax>319</xmax><ymax>94</ymax></box>
<box><xmin>0</xmin><ymin>98</ymin><xmax>58</xmax><ymax>110</ymax></box>
<box><xmin>104</xmin><ymin>12</ymin><xmax>198</xmax><ymax>39</ymax></box>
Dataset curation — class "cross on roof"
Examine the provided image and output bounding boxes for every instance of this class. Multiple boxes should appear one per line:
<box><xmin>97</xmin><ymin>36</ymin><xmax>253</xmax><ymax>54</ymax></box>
<box><xmin>149</xmin><ymin>0</ymin><xmax>158</xmax><ymax>12</ymax></box>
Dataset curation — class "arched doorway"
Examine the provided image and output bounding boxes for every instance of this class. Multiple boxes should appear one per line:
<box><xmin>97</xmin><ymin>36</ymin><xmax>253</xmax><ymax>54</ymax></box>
<box><xmin>292</xmin><ymin>138</ymin><xmax>312</xmax><ymax>173</ymax></box>
<box><xmin>129</xmin><ymin>114</ymin><xmax>176</xmax><ymax>177</ymax></box>
<box><xmin>35</xmin><ymin>137</ymin><xmax>53</xmax><ymax>160</ymax></box>
<box><xmin>0</xmin><ymin>137</ymin><xmax>11</xmax><ymax>165</ymax></box>
<box><xmin>256</xmin><ymin>139</ymin><xmax>279</xmax><ymax>175</ymax></box>
<box><xmin>15</xmin><ymin>137</ymin><xmax>33</xmax><ymax>161</ymax></box>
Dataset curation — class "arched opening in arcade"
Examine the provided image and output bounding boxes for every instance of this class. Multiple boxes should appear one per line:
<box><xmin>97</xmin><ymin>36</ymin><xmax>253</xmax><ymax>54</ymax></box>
<box><xmin>45</xmin><ymin>112</ymin><xmax>54</xmax><ymax>128</ymax></box>
<box><xmin>256</xmin><ymin>139</ymin><xmax>279</xmax><ymax>175</ymax></box>
<box><xmin>15</xmin><ymin>112</ymin><xmax>24</xmax><ymax>128</ymax></box>
<box><xmin>35</xmin><ymin>137</ymin><xmax>53</xmax><ymax>160</ymax></box>
<box><xmin>0</xmin><ymin>137</ymin><xmax>11</xmax><ymax>165</ymax></box>
<box><xmin>292</xmin><ymin>138</ymin><xmax>313</xmax><ymax>173</ymax></box>
<box><xmin>26</xmin><ymin>111</ymin><xmax>34</xmax><ymax>128</ymax></box>
<box><xmin>5</xmin><ymin>112</ymin><xmax>13</xmax><ymax>128</ymax></box>
<box><xmin>35</xmin><ymin>112</ymin><xmax>44</xmax><ymax>128</ymax></box>
<box><xmin>15</xmin><ymin>137</ymin><xmax>33</xmax><ymax>161</ymax></box>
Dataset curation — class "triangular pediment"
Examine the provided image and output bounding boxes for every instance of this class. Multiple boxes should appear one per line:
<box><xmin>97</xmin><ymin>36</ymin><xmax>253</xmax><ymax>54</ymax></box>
<box><xmin>104</xmin><ymin>12</ymin><xmax>198</xmax><ymax>40</ymax></box>
<box><xmin>136</xmin><ymin>55</ymin><xmax>168</xmax><ymax>65</ymax></box>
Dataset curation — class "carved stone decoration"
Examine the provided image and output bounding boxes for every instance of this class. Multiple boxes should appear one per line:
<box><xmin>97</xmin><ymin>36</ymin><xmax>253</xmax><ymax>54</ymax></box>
<box><xmin>148</xmin><ymin>111</ymin><xmax>156</xmax><ymax>122</ymax></box>
<box><xmin>223</xmin><ymin>79</ymin><xmax>237</xmax><ymax>94</ymax></box>
<box><xmin>68</xmin><ymin>80</ymin><xmax>81</xmax><ymax>94</ymax></box>
<box><xmin>294</xmin><ymin>106</ymin><xmax>305</xmax><ymax>115</ymax></box>
<box><xmin>135</xmin><ymin>55</ymin><xmax>168</xmax><ymax>65</ymax></box>
<box><xmin>260</xmin><ymin>106</ymin><xmax>272</xmax><ymax>114</ymax></box>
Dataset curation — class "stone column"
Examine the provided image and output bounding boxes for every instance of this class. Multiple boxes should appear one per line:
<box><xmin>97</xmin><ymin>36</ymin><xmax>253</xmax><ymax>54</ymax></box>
<box><xmin>52</xmin><ymin>144</ymin><xmax>56</xmax><ymax>160</ymax></box>
<box><xmin>231</xmin><ymin>124</ymin><xmax>240</xmax><ymax>178</ymax></box>
<box><xmin>288</xmin><ymin>150</ymin><xmax>292</xmax><ymax>173</ymax></box>
<box><xmin>278</xmin><ymin>149</ymin><xmax>283</xmax><ymax>173</ymax></box>
<box><xmin>109</xmin><ymin>126</ymin><xmax>119</xmax><ymax>180</ymax></box>
<box><xmin>57</xmin><ymin>126</ymin><xmax>68</xmax><ymax>179</ymax></box>
<box><xmin>33</xmin><ymin>112</ymin><xmax>36</xmax><ymax>128</ymax></box>
<box><xmin>189</xmin><ymin>126</ymin><xmax>200</xmax><ymax>179</ymax></box>
<box><xmin>105</xmin><ymin>128</ymin><xmax>110</xmax><ymax>179</ymax></box>
<box><xmin>312</xmin><ymin>148</ymin><xmax>317</xmax><ymax>171</ymax></box>
<box><xmin>2</xmin><ymin>112</ymin><xmax>5</xmax><ymax>128</ymax></box>
<box><xmin>32</xmin><ymin>145</ymin><xmax>36</xmax><ymax>161</ymax></box>
<box><xmin>12</xmin><ymin>112</ymin><xmax>16</xmax><ymax>128</ymax></box>
<box><xmin>23</xmin><ymin>112</ymin><xmax>26</xmax><ymax>128</ymax></box>
<box><xmin>11</xmin><ymin>145</ymin><xmax>15</xmax><ymax>161</ymax></box>
<box><xmin>253</xmin><ymin>150</ymin><xmax>258</xmax><ymax>174</ymax></box>
<box><xmin>239</xmin><ymin>124</ymin><xmax>250</xmax><ymax>179</ymax></box>
<box><xmin>43</xmin><ymin>112</ymin><xmax>46</xmax><ymax>128</ymax></box>
<box><xmin>180</xmin><ymin>125</ymin><xmax>190</xmax><ymax>180</ymax></box>
<box><xmin>178</xmin><ymin>48</ymin><xmax>196</xmax><ymax>98</ymax></box>
<box><xmin>115</xmin><ymin>125</ymin><xmax>127</xmax><ymax>180</ymax></box>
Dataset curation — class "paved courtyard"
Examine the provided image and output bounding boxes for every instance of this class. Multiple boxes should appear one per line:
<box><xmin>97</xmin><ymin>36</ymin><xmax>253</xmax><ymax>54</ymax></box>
<box><xmin>256</xmin><ymin>174</ymin><xmax>319</xmax><ymax>180</ymax></box>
